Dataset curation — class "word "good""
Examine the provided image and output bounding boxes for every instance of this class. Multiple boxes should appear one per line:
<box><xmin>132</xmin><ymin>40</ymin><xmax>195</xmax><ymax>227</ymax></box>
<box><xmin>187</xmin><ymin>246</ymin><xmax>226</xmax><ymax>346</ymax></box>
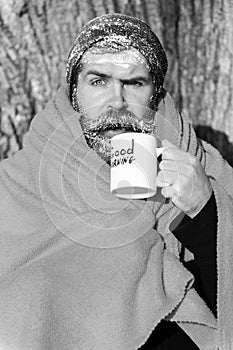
<box><xmin>111</xmin><ymin>139</ymin><xmax>135</xmax><ymax>168</ymax></box>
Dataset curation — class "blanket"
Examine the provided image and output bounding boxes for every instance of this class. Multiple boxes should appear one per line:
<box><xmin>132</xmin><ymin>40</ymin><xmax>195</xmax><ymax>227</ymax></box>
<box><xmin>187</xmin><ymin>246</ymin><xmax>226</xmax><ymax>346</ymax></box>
<box><xmin>0</xmin><ymin>86</ymin><xmax>232</xmax><ymax>349</ymax></box>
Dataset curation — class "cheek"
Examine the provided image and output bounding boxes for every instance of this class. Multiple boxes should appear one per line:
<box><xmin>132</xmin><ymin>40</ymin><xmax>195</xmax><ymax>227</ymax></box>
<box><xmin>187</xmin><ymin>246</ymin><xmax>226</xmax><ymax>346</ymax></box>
<box><xmin>126</xmin><ymin>87</ymin><xmax>152</xmax><ymax>104</ymax></box>
<box><xmin>129</xmin><ymin>105</ymin><xmax>147</xmax><ymax>121</ymax></box>
<box><xmin>126</xmin><ymin>92</ymin><xmax>153</xmax><ymax>120</ymax></box>
<box><xmin>77</xmin><ymin>88</ymin><xmax>104</xmax><ymax>116</ymax></box>
<box><xmin>78</xmin><ymin>87</ymin><xmax>106</xmax><ymax>106</ymax></box>
<box><xmin>125</xmin><ymin>92</ymin><xmax>151</xmax><ymax>111</ymax></box>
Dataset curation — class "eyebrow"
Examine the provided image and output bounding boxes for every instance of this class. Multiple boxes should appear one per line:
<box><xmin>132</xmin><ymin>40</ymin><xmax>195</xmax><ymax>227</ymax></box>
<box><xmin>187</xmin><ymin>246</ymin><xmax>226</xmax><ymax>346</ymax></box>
<box><xmin>84</xmin><ymin>69</ymin><xmax>150</xmax><ymax>83</ymax></box>
<box><xmin>84</xmin><ymin>70</ymin><xmax>111</xmax><ymax>79</ymax></box>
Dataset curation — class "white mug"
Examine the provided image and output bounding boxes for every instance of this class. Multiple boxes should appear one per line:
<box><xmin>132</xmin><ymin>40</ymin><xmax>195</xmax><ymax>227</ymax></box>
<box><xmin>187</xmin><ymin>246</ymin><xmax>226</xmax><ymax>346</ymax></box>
<box><xmin>110</xmin><ymin>132</ymin><xmax>166</xmax><ymax>199</ymax></box>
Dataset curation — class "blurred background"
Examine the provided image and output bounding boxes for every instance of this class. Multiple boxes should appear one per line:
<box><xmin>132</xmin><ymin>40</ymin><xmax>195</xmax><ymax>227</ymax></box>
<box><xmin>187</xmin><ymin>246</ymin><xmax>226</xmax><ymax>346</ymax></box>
<box><xmin>0</xmin><ymin>0</ymin><xmax>233</xmax><ymax>165</ymax></box>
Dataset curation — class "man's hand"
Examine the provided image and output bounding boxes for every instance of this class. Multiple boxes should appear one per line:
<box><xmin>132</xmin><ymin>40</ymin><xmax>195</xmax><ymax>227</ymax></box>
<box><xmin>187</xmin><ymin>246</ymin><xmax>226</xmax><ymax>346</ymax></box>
<box><xmin>157</xmin><ymin>140</ymin><xmax>213</xmax><ymax>217</ymax></box>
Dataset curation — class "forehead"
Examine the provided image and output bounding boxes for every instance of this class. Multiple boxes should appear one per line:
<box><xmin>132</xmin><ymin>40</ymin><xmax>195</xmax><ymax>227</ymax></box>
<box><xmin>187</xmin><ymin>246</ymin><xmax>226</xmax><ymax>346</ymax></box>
<box><xmin>80</xmin><ymin>48</ymin><xmax>150</xmax><ymax>77</ymax></box>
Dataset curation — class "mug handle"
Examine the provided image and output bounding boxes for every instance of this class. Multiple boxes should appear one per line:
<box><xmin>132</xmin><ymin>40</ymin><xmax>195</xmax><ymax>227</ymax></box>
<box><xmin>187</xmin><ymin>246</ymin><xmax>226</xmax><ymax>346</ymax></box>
<box><xmin>156</xmin><ymin>147</ymin><xmax>170</xmax><ymax>187</ymax></box>
<box><xmin>156</xmin><ymin>147</ymin><xmax>165</xmax><ymax>157</ymax></box>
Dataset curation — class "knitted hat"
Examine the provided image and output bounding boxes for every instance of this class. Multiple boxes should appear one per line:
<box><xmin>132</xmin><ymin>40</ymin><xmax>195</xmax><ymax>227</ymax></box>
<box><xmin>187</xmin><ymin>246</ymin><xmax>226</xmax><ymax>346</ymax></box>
<box><xmin>66</xmin><ymin>13</ymin><xmax>168</xmax><ymax>110</ymax></box>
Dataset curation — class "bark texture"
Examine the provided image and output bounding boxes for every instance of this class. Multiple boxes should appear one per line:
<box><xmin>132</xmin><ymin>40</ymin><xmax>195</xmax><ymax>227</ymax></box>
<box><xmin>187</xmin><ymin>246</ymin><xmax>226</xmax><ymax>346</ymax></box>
<box><xmin>0</xmin><ymin>0</ymin><xmax>233</xmax><ymax>161</ymax></box>
<box><xmin>174</xmin><ymin>0</ymin><xmax>233</xmax><ymax>133</ymax></box>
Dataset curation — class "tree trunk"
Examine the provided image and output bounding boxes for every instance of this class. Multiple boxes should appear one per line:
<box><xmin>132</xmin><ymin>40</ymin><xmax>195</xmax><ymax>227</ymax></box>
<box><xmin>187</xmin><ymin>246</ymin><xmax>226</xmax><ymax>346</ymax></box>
<box><xmin>172</xmin><ymin>0</ymin><xmax>233</xmax><ymax>137</ymax></box>
<box><xmin>0</xmin><ymin>0</ymin><xmax>233</xmax><ymax>161</ymax></box>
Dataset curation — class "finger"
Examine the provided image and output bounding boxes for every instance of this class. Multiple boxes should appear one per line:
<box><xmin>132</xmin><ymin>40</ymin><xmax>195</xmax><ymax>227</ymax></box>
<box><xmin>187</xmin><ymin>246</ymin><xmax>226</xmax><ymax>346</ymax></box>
<box><xmin>161</xmin><ymin>147</ymin><xmax>190</xmax><ymax>162</ymax></box>
<box><xmin>159</xmin><ymin>159</ymin><xmax>179</xmax><ymax>171</ymax></box>
<box><xmin>160</xmin><ymin>185</ymin><xmax>176</xmax><ymax>199</ymax></box>
<box><xmin>157</xmin><ymin>170</ymin><xmax>177</xmax><ymax>185</ymax></box>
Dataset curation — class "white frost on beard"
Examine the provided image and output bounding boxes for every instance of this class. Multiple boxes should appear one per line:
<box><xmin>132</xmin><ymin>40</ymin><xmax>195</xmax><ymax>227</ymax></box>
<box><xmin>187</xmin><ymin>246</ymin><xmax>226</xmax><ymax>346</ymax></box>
<box><xmin>79</xmin><ymin>108</ymin><xmax>157</xmax><ymax>164</ymax></box>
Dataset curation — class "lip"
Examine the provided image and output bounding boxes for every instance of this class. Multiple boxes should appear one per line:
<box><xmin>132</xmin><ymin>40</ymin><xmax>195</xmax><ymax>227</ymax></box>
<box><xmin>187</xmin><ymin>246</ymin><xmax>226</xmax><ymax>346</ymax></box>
<box><xmin>102</xmin><ymin>128</ymin><xmax>127</xmax><ymax>139</ymax></box>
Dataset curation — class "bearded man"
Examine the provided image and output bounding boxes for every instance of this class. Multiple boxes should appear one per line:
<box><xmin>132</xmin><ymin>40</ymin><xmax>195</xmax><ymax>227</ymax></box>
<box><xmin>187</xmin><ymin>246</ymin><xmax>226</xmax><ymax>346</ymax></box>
<box><xmin>0</xmin><ymin>13</ymin><xmax>233</xmax><ymax>350</ymax></box>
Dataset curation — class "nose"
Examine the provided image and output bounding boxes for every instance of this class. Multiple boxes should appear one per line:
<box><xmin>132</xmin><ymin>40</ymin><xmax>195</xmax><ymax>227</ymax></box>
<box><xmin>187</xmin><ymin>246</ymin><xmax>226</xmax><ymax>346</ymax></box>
<box><xmin>107</xmin><ymin>81</ymin><xmax>127</xmax><ymax>110</ymax></box>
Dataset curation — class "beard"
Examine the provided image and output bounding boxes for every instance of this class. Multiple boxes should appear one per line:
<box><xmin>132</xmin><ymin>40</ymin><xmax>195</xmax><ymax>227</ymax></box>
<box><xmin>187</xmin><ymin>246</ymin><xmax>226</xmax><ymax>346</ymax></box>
<box><xmin>79</xmin><ymin>108</ymin><xmax>157</xmax><ymax>164</ymax></box>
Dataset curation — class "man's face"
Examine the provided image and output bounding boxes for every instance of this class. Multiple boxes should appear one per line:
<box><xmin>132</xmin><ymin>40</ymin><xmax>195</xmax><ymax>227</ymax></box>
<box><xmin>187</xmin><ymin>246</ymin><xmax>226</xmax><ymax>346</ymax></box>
<box><xmin>75</xmin><ymin>48</ymin><xmax>156</xmax><ymax>163</ymax></box>
<box><xmin>76</xmin><ymin>48</ymin><xmax>154</xmax><ymax>137</ymax></box>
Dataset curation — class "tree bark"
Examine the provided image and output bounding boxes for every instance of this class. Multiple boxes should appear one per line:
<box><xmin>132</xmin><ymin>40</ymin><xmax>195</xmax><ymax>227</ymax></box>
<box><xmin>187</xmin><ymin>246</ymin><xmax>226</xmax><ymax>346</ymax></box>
<box><xmin>0</xmin><ymin>0</ymin><xmax>233</xmax><ymax>160</ymax></box>
<box><xmin>172</xmin><ymin>0</ymin><xmax>233</xmax><ymax>136</ymax></box>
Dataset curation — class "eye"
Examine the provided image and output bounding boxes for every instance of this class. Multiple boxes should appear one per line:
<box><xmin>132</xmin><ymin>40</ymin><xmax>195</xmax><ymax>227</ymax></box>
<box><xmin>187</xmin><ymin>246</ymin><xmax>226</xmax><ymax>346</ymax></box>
<box><xmin>132</xmin><ymin>81</ymin><xmax>143</xmax><ymax>87</ymax></box>
<box><xmin>124</xmin><ymin>80</ymin><xmax>143</xmax><ymax>87</ymax></box>
<box><xmin>91</xmin><ymin>78</ymin><xmax>106</xmax><ymax>86</ymax></box>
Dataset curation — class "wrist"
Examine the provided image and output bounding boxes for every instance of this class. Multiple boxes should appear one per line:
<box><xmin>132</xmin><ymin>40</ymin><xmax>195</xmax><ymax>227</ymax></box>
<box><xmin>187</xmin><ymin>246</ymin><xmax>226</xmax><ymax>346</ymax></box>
<box><xmin>186</xmin><ymin>187</ymin><xmax>213</xmax><ymax>218</ymax></box>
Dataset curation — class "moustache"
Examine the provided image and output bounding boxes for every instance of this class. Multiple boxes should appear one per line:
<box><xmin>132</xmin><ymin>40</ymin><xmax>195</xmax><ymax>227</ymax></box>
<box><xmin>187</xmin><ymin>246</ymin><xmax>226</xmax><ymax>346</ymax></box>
<box><xmin>80</xmin><ymin>108</ymin><xmax>157</xmax><ymax>136</ymax></box>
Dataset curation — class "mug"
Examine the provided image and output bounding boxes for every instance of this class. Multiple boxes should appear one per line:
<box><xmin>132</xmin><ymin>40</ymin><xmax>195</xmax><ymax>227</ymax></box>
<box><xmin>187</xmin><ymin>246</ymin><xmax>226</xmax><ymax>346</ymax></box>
<box><xmin>110</xmin><ymin>132</ymin><xmax>166</xmax><ymax>199</ymax></box>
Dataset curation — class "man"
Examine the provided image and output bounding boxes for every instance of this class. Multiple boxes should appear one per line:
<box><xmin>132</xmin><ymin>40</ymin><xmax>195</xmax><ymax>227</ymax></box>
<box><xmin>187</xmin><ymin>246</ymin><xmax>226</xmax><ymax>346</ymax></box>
<box><xmin>0</xmin><ymin>13</ymin><xmax>233</xmax><ymax>350</ymax></box>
